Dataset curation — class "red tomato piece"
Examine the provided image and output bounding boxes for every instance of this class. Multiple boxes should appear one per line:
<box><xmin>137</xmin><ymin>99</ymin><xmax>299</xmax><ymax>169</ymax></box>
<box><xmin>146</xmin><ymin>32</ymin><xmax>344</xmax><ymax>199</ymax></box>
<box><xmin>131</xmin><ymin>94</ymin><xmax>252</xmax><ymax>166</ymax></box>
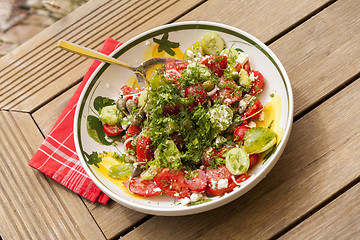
<box><xmin>121</xmin><ymin>85</ymin><xmax>142</xmax><ymax>101</ymax></box>
<box><xmin>124</xmin><ymin>138</ymin><xmax>134</xmax><ymax>152</ymax></box>
<box><xmin>163</xmin><ymin>102</ymin><xmax>180</xmax><ymax>116</ymax></box>
<box><xmin>165</xmin><ymin>61</ymin><xmax>188</xmax><ymax>73</ymax></box>
<box><xmin>205</xmin><ymin>165</ymin><xmax>233</xmax><ymax>196</ymax></box>
<box><xmin>200</xmin><ymin>55</ymin><xmax>228</xmax><ymax>77</ymax></box>
<box><xmin>245</xmin><ymin>99</ymin><xmax>263</xmax><ymax>119</ymax></box>
<box><xmin>227</xmin><ymin>173</ymin><xmax>250</xmax><ymax>190</ymax></box>
<box><xmin>125</xmin><ymin>125</ymin><xmax>141</xmax><ymax>140</ymax></box>
<box><xmin>219</xmin><ymin>88</ymin><xmax>242</xmax><ymax>106</ymax></box>
<box><xmin>184</xmin><ymin>169</ymin><xmax>207</xmax><ymax>192</ymax></box>
<box><xmin>123</xmin><ymin>179</ymin><xmax>162</xmax><ymax>197</ymax></box>
<box><xmin>249</xmin><ymin>71</ymin><xmax>264</xmax><ymax>95</ymax></box>
<box><xmin>218</xmin><ymin>79</ymin><xmax>237</xmax><ymax>90</ymax></box>
<box><xmin>103</xmin><ymin>124</ymin><xmax>123</xmax><ymax>136</ymax></box>
<box><xmin>165</xmin><ymin>69</ymin><xmax>181</xmax><ymax>82</ymax></box>
<box><xmin>136</xmin><ymin>135</ymin><xmax>154</xmax><ymax>163</ymax></box>
<box><xmin>154</xmin><ymin>168</ymin><xmax>190</xmax><ymax>199</ymax></box>
<box><xmin>217</xmin><ymin>143</ymin><xmax>236</xmax><ymax>159</ymax></box>
<box><xmin>201</xmin><ymin>147</ymin><xmax>218</xmax><ymax>166</ymax></box>
<box><xmin>185</xmin><ymin>84</ymin><xmax>207</xmax><ymax>110</ymax></box>
<box><xmin>233</xmin><ymin>126</ymin><xmax>251</xmax><ymax>143</ymax></box>
<box><xmin>235</xmin><ymin>60</ymin><xmax>251</xmax><ymax>73</ymax></box>
<box><xmin>249</xmin><ymin>154</ymin><xmax>259</xmax><ymax>169</ymax></box>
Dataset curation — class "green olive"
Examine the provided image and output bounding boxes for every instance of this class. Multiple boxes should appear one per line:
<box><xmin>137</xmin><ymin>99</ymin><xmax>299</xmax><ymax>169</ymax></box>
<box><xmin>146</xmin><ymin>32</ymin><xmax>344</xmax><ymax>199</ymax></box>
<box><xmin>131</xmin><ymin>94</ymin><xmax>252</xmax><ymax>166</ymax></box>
<box><xmin>202</xmin><ymin>80</ymin><xmax>215</xmax><ymax>92</ymax></box>
<box><xmin>130</xmin><ymin>114</ymin><xmax>144</xmax><ymax>126</ymax></box>
<box><xmin>131</xmin><ymin>163</ymin><xmax>142</xmax><ymax>178</ymax></box>
<box><xmin>126</xmin><ymin>99</ymin><xmax>137</xmax><ymax>113</ymax></box>
<box><xmin>116</xmin><ymin>98</ymin><xmax>126</xmax><ymax>111</ymax></box>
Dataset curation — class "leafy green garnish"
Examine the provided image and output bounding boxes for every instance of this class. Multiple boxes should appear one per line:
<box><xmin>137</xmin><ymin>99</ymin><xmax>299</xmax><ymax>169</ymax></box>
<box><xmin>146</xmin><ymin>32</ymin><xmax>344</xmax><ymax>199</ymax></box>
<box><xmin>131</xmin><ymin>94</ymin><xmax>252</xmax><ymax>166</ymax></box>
<box><xmin>188</xmin><ymin>198</ymin><xmax>213</xmax><ymax>206</ymax></box>
<box><xmin>93</xmin><ymin>96</ymin><xmax>115</xmax><ymax>113</ymax></box>
<box><xmin>84</xmin><ymin>151</ymin><xmax>102</xmax><ymax>168</ymax></box>
<box><xmin>87</xmin><ymin>115</ymin><xmax>113</xmax><ymax>145</ymax></box>
<box><xmin>153</xmin><ymin>33</ymin><xmax>180</xmax><ymax>56</ymax></box>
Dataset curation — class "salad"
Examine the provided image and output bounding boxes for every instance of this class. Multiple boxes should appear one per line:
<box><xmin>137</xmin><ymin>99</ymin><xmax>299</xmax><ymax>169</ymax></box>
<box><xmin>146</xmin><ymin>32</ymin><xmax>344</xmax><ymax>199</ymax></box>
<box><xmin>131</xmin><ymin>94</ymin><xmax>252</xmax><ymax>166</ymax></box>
<box><xmin>86</xmin><ymin>32</ymin><xmax>278</xmax><ymax>205</ymax></box>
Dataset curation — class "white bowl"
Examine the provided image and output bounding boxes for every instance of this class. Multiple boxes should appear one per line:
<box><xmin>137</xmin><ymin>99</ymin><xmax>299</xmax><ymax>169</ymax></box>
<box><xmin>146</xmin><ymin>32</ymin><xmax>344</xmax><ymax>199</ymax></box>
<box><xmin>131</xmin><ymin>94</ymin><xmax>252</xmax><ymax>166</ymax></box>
<box><xmin>74</xmin><ymin>21</ymin><xmax>293</xmax><ymax>216</ymax></box>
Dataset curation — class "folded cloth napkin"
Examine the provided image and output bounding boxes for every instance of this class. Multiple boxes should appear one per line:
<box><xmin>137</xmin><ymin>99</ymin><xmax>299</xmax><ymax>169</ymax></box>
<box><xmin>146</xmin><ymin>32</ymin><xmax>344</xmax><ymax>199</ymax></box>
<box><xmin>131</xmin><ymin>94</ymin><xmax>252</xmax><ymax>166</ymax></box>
<box><xmin>29</xmin><ymin>37</ymin><xmax>121</xmax><ymax>204</ymax></box>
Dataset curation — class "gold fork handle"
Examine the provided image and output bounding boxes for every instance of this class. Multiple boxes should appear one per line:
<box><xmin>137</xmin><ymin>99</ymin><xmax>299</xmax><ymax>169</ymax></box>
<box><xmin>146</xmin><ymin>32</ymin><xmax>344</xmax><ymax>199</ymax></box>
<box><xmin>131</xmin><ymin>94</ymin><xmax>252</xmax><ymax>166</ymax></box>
<box><xmin>58</xmin><ymin>40</ymin><xmax>135</xmax><ymax>71</ymax></box>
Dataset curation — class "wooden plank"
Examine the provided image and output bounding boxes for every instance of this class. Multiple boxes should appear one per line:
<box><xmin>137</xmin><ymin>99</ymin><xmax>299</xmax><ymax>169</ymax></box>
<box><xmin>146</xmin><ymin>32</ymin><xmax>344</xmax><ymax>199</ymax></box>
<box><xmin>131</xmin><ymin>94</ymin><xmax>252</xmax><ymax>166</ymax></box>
<box><xmin>31</xmin><ymin>0</ymin><xmax>360</xmax><ymax>238</ymax></box>
<box><xmin>115</xmin><ymin>0</ymin><xmax>360</xmax><ymax>238</ymax></box>
<box><xmin>178</xmin><ymin>0</ymin><xmax>330</xmax><ymax>42</ymax></box>
<box><xmin>179</xmin><ymin>0</ymin><xmax>360</xmax><ymax>116</ymax></box>
<box><xmin>120</xmin><ymin>78</ymin><xmax>360</xmax><ymax>239</ymax></box>
<box><xmin>0</xmin><ymin>111</ymin><xmax>106</xmax><ymax>240</ymax></box>
<box><xmin>280</xmin><ymin>183</ymin><xmax>360</xmax><ymax>239</ymax></box>
<box><xmin>0</xmin><ymin>0</ymin><xmax>204</xmax><ymax>112</ymax></box>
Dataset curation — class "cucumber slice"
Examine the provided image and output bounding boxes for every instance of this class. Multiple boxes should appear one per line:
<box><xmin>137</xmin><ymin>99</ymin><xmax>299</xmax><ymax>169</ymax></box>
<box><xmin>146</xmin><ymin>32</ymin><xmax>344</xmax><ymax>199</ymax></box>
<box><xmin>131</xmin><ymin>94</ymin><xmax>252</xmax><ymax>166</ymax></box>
<box><xmin>184</xmin><ymin>41</ymin><xmax>204</xmax><ymax>62</ymax></box>
<box><xmin>99</xmin><ymin>105</ymin><xmax>122</xmax><ymax>125</ymax></box>
<box><xmin>239</xmin><ymin>68</ymin><xmax>252</xmax><ymax>88</ymax></box>
<box><xmin>243</xmin><ymin>127</ymin><xmax>277</xmax><ymax>154</ymax></box>
<box><xmin>225</xmin><ymin>147</ymin><xmax>250</xmax><ymax>175</ymax></box>
<box><xmin>201</xmin><ymin>32</ymin><xmax>225</xmax><ymax>56</ymax></box>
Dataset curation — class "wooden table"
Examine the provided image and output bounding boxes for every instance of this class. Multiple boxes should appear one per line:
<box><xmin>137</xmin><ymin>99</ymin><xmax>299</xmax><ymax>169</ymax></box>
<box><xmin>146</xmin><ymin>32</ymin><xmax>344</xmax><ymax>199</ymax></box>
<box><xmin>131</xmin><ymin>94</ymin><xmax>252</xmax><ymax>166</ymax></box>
<box><xmin>1</xmin><ymin>0</ymin><xmax>359</xmax><ymax>239</ymax></box>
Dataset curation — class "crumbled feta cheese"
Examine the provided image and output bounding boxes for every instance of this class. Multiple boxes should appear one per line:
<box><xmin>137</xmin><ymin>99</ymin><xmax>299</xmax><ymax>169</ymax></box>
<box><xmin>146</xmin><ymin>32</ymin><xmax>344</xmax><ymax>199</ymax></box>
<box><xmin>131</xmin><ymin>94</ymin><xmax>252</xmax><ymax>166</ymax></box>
<box><xmin>236</xmin><ymin>52</ymin><xmax>248</xmax><ymax>66</ymax></box>
<box><xmin>210</xmin><ymin>179</ymin><xmax>218</xmax><ymax>189</ymax></box>
<box><xmin>153</xmin><ymin>187</ymin><xmax>162</xmax><ymax>193</ymax></box>
<box><xmin>190</xmin><ymin>192</ymin><xmax>203</xmax><ymax>202</ymax></box>
<box><xmin>106</xmin><ymin>83</ymin><xmax>110</xmax><ymax>88</ymax></box>
<box><xmin>179</xmin><ymin>197</ymin><xmax>191</xmax><ymax>206</ymax></box>
<box><xmin>173</xmin><ymin>192</ymin><xmax>179</xmax><ymax>197</ymax></box>
<box><xmin>248</xmin><ymin>121</ymin><xmax>256</xmax><ymax>128</ymax></box>
<box><xmin>258</xmin><ymin>111</ymin><xmax>265</xmax><ymax>121</ymax></box>
<box><xmin>186</xmin><ymin>49</ymin><xmax>195</xmax><ymax>59</ymax></box>
<box><xmin>249</xmin><ymin>71</ymin><xmax>255</xmax><ymax>83</ymax></box>
<box><xmin>217</xmin><ymin>179</ymin><xmax>229</xmax><ymax>189</ymax></box>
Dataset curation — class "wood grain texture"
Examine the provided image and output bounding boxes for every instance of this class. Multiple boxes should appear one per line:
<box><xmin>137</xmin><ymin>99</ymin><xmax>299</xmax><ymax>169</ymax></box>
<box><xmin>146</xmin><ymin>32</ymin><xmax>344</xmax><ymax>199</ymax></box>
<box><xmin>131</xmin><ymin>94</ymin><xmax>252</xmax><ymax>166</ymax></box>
<box><xmin>179</xmin><ymin>0</ymin><xmax>360</xmax><ymax>116</ymax></box>
<box><xmin>30</xmin><ymin>0</ymin><xmax>360</xmax><ymax>238</ymax></box>
<box><xmin>178</xmin><ymin>0</ymin><xmax>330</xmax><ymax>42</ymax></box>
<box><xmin>0</xmin><ymin>111</ymin><xmax>105</xmax><ymax>240</ymax></box>
<box><xmin>0</xmin><ymin>0</ymin><xmax>204</xmax><ymax>112</ymax></box>
<box><xmin>121</xmin><ymin>77</ymin><xmax>360</xmax><ymax>239</ymax></box>
<box><xmin>269</xmin><ymin>0</ymin><xmax>360</xmax><ymax>116</ymax></box>
<box><xmin>280</xmin><ymin>183</ymin><xmax>360</xmax><ymax>240</ymax></box>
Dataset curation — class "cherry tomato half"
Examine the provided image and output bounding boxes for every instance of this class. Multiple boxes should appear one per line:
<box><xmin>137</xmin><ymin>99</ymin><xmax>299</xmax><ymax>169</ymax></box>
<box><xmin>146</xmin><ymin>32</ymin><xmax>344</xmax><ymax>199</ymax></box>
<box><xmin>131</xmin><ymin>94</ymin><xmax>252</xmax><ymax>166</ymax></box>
<box><xmin>184</xmin><ymin>169</ymin><xmax>207</xmax><ymax>192</ymax></box>
<box><xmin>103</xmin><ymin>124</ymin><xmax>123</xmax><ymax>136</ymax></box>
<box><xmin>123</xmin><ymin>179</ymin><xmax>162</xmax><ymax>197</ymax></box>
<box><xmin>249</xmin><ymin>154</ymin><xmax>259</xmax><ymax>169</ymax></box>
<box><xmin>249</xmin><ymin>71</ymin><xmax>264</xmax><ymax>95</ymax></box>
<box><xmin>154</xmin><ymin>168</ymin><xmax>190</xmax><ymax>199</ymax></box>
<box><xmin>205</xmin><ymin>165</ymin><xmax>233</xmax><ymax>196</ymax></box>
<box><xmin>201</xmin><ymin>55</ymin><xmax>228</xmax><ymax>77</ymax></box>
<box><xmin>233</xmin><ymin>126</ymin><xmax>250</xmax><ymax>143</ymax></box>
<box><xmin>185</xmin><ymin>84</ymin><xmax>207</xmax><ymax>111</ymax></box>
<box><xmin>136</xmin><ymin>135</ymin><xmax>154</xmax><ymax>163</ymax></box>
<box><xmin>165</xmin><ymin>61</ymin><xmax>188</xmax><ymax>73</ymax></box>
<box><xmin>245</xmin><ymin>99</ymin><xmax>263</xmax><ymax>119</ymax></box>
<box><xmin>125</xmin><ymin>125</ymin><xmax>141</xmax><ymax>140</ymax></box>
<box><xmin>201</xmin><ymin>147</ymin><xmax>218</xmax><ymax>166</ymax></box>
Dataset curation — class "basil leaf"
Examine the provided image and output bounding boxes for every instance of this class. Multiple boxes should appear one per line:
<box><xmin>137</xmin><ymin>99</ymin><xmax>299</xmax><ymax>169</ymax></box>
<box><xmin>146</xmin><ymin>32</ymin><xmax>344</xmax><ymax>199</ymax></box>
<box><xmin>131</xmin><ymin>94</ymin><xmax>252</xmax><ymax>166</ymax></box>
<box><xmin>93</xmin><ymin>96</ymin><xmax>115</xmax><ymax>113</ymax></box>
<box><xmin>87</xmin><ymin>115</ymin><xmax>113</xmax><ymax>145</ymax></box>
<box><xmin>84</xmin><ymin>151</ymin><xmax>102</xmax><ymax>168</ymax></box>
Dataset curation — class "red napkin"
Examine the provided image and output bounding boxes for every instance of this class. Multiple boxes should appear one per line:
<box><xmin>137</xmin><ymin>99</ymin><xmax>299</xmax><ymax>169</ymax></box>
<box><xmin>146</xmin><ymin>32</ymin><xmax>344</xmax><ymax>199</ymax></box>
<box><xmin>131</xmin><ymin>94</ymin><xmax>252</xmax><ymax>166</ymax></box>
<box><xmin>29</xmin><ymin>38</ymin><xmax>121</xmax><ymax>204</ymax></box>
